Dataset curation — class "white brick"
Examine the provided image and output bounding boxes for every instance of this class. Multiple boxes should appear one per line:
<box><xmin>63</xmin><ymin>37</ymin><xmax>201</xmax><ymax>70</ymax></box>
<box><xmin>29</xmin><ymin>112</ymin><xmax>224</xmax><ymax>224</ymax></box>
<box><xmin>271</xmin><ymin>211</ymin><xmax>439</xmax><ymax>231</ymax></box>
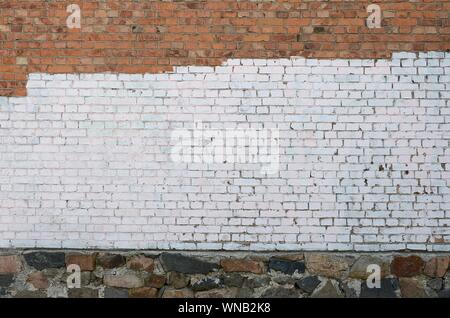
<box><xmin>0</xmin><ymin>52</ymin><xmax>448</xmax><ymax>251</ymax></box>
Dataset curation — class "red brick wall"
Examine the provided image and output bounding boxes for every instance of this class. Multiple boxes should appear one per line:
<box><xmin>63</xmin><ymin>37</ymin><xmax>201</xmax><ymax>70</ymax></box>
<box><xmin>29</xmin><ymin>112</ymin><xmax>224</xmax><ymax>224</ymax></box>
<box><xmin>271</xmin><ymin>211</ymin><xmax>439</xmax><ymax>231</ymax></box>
<box><xmin>1</xmin><ymin>0</ymin><xmax>449</xmax><ymax>96</ymax></box>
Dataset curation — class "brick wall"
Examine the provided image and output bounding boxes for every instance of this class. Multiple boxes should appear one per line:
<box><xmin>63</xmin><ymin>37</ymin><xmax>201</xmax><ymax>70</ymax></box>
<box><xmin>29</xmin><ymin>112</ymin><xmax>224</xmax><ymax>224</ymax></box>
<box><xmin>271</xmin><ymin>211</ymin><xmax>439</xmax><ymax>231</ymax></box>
<box><xmin>0</xmin><ymin>0</ymin><xmax>449</xmax><ymax>96</ymax></box>
<box><xmin>0</xmin><ymin>1</ymin><xmax>449</xmax><ymax>252</ymax></box>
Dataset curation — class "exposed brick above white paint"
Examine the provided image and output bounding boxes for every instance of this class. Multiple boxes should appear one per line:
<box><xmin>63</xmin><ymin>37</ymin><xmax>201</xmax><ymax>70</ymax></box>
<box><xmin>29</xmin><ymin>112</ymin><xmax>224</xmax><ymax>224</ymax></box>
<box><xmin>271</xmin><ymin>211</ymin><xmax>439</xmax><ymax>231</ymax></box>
<box><xmin>0</xmin><ymin>52</ymin><xmax>449</xmax><ymax>251</ymax></box>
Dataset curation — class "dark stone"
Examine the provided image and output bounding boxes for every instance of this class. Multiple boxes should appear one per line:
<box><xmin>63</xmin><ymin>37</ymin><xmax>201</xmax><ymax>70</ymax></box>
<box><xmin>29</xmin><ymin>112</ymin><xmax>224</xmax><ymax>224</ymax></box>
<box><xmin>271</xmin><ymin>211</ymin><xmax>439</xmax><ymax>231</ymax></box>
<box><xmin>272</xmin><ymin>276</ymin><xmax>296</xmax><ymax>285</ymax></box>
<box><xmin>160</xmin><ymin>253</ymin><xmax>218</xmax><ymax>274</ymax></box>
<box><xmin>427</xmin><ymin>278</ymin><xmax>443</xmax><ymax>291</ymax></box>
<box><xmin>261</xmin><ymin>286</ymin><xmax>299</xmax><ymax>298</ymax></box>
<box><xmin>438</xmin><ymin>289</ymin><xmax>450</xmax><ymax>298</ymax></box>
<box><xmin>222</xmin><ymin>273</ymin><xmax>245</xmax><ymax>288</ymax></box>
<box><xmin>68</xmin><ymin>288</ymin><xmax>98</xmax><ymax>298</ymax></box>
<box><xmin>191</xmin><ymin>277</ymin><xmax>221</xmax><ymax>292</ymax></box>
<box><xmin>245</xmin><ymin>276</ymin><xmax>271</xmax><ymax>289</ymax></box>
<box><xmin>295</xmin><ymin>276</ymin><xmax>321</xmax><ymax>293</ymax></box>
<box><xmin>0</xmin><ymin>288</ymin><xmax>7</xmax><ymax>296</ymax></box>
<box><xmin>360</xmin><ymin>278</ymin><xmax>399</xmax><ymax>298</ymax></box>
<box><xmin>104</xmin><ymin>287</ymin><xmax>128</xmax><ymax>298</ymax></box>
<box><xmin>268</xmin><ymin>258</ymin><xmax>305</xmax><ymax>275</ymax></box>
<box><xmin>24</xmin><ymin>252</ymin><xmax>65</xmax><ymax>270</ymax></box>
<box><xmin>97</xmin><ymin>254</ymin><xmax>126</xmax><ymax>269</ymax></box>
<box><xmin>0</xmin><ymin>274</ymin><xmax>14</xmax><ymax>287</ymax></box>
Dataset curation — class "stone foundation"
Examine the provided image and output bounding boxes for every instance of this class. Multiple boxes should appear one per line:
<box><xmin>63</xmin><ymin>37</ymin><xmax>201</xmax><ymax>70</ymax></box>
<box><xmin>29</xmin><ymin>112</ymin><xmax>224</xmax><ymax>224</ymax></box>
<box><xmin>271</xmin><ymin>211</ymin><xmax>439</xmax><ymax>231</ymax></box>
<box><xmin>0</xmin><ymin>250</ymin><xmax>449</xmax><ymax>298</ymax></box>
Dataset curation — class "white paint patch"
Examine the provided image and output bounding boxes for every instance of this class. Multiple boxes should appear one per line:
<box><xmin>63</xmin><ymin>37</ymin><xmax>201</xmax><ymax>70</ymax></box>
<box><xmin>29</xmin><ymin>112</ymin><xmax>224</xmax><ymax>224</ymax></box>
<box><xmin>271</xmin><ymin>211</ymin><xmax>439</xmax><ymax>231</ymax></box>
<box><xmin>0</xmin><ymin>52</ymin><xmax>449</xmax><ymax>251</ymax></box>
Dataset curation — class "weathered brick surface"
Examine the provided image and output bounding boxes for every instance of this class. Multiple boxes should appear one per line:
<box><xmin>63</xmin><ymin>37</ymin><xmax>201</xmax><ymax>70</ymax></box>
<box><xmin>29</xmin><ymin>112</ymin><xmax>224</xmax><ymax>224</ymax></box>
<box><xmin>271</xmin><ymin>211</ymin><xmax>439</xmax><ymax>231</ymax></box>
<box><xmin>0</xmin><ymin>0</ymin><xmax>449</xmax><ymax>96</ymax></box>
<box><xmin>0</xmin><ymin>52</ymin><xmax>448</xmax><ymax>251</ymax></box>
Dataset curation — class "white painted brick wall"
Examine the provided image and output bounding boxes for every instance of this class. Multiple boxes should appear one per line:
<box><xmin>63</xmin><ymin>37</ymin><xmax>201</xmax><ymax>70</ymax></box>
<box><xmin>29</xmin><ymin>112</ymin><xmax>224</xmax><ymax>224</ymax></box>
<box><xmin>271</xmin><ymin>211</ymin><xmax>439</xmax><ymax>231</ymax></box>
<box><xmin>0</xmin><ymin>51</ymin><xmax>449</xmax><ymax>251</ymax></box>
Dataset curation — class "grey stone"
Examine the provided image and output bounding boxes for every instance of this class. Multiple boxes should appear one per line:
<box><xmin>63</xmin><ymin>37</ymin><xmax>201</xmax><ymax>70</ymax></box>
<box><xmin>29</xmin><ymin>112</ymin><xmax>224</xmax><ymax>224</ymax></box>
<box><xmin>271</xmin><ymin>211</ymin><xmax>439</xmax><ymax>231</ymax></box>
<box><xmin>360</xmin><ymin>278</ymin><xmax>399</xmax><ymax>298</ymax></box>
<box><xmin>438</xmin><ymin>289</ymin><xmax>450</xmax><ymax>298</ymax></box>
<box><xmin>68</xmin><ymin>288</ymin><xmax>98</xmax><ymax>298</ymax></box>
<box><xmin>104</xmin><ymin>274</ymin><xmax>144</xmax><ymax>289</ymax></box>
<box><xmin>268</xmin><ymin>258</ymin><xmax>305</xmax><ymax>275</ymax></box>
<box><xmin>295</xmin><ymin>276</ymin><xmax>321</xmax><ymax>294</ymax></box>
<box><xmin>305</xmin><ymin>253</ymin><xmax>354</xmax><ymax>279</ymax></box>
<box><xmin>14</xmin><ymin>290</ymin><xmax>47</xmax><ymax>298</ymax></box>
<box><xmin>312</xmin><ymin>281</ymin><xmax>343</xmax><ymax>298</ymax></box>
<box><xmin>104</xmin><ymin>287</ymin><xmax>128</xmax><ymax>298</ymax></box>
<box><xmin>349</xmin><ymin>255</ymin><xmax>390</xmax><ymax>279</ymax></box>
<box><xmin>342</xmin><ymin>286</ymin><xmax>357</xmax><ymax>298</ymax></box>
<box><xmin>339</xmin><ymin>281</ymin><xmax>358</xmax><ymax>298</ymax></box>
<box><xmin>195</xmin><ymin>288</ymin><xmax>237</xmax><ymax>298</ymax></box>
<box><xmin>246</xmin><ymin>276</ymin><xmax>271</xmax><ymax>289</ymax></box>
<box><xmin>43</xmin><ymin>268</ymin><xmax>62</xmax><ymax>278</ymax></box>
<box><xmin>445</xmin><ymin>273</ymin><xmax>450</xmax><ymax>289</ymax></box>
<box><xmin>272</xmin><ymin>276</ymin><xmax>296</xmax><ymax>285</ymax></box>
<box><xmin>61</xmin><ymin>271</ymin><xmax>91</xmax><ymax>286</ymax></box>
<box><xmin>222</xmin><ymin>273</ymin><xmax>245</xmax><ymax>287</ymax></box>
<box><xmin>24</xmin><ymin>252</ymin><xmax>65</xmax><ymax>270</ymax></box>
<box><xmin>191</xmin><ymin>277</ymin><xmax>221</xmax><ymax>292</ymax></box>
<box><xmin>0</xmin><ymin>274</ymin><xmax>14</xmax><ymax>287</ymax></box>
<box><xmin>427</xmin><ymin>278</ymin><xmax>443</xmax><ymax>291</ymax></box>
<box><xmin>160</xmin><ymin>253</ymin><xmax>218</xmax><ymax>274</ymax></box>
<box><xmin>236</xmin><ymin>288</ymin><xmax>254</xmax><ymax>298</ymax></box>
<box><xmin>261</xmin><ymin>286</ymin><xmax>299</xmax><ymax>298</ymax></box>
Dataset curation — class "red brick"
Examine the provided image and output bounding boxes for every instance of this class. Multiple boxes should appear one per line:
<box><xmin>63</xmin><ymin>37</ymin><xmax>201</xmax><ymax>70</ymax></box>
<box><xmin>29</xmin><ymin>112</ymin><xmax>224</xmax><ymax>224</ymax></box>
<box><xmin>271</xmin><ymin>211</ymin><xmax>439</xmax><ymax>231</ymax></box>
<box><xmin>0</xmin><ymin>0</ymin><xmax>448</xmax><ymax>97</ymax></box>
